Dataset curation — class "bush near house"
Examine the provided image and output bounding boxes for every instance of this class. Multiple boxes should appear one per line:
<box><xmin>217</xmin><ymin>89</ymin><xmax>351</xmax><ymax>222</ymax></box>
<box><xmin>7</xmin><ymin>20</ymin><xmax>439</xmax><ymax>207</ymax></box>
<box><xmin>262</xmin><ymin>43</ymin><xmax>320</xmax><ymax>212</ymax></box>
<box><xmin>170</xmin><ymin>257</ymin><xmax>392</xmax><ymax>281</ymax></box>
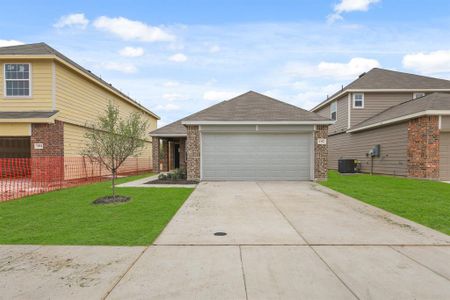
<box><xmin>321</xmin><ymin>171</ymin><xmax>450</xmax><ymax>235</ymax></box>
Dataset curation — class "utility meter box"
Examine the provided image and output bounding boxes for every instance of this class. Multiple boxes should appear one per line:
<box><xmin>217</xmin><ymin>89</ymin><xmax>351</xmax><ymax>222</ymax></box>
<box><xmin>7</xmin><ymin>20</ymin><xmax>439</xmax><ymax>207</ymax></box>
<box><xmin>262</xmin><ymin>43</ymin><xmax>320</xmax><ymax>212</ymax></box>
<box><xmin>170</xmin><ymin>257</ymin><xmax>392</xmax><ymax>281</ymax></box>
<box><xmin>369</xmin><ymin>144</ymin><xmax>381</xmax><ymax>157</ymax></box>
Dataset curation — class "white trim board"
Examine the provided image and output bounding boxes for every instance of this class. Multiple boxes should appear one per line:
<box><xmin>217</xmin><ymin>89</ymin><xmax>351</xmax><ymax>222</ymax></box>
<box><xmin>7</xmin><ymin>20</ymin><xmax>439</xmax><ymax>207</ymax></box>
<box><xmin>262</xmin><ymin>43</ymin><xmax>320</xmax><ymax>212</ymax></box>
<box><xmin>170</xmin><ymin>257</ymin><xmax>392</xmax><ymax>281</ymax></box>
<box><xmin>182</xmin><ymin>120</ymin><xmax>334</xmax><ymax>125</ymax></box>
<box><xmin>150</xmin><ymin>134</ymin><xmax>187</xmax><ymax>137</ymax></box>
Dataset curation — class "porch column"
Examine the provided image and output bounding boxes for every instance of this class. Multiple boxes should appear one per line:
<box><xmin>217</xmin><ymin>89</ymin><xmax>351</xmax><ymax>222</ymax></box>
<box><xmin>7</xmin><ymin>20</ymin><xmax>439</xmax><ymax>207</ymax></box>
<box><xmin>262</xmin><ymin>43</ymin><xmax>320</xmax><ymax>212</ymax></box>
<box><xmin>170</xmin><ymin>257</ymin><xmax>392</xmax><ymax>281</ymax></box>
<box><xmin>151</xmin><ymin>137</ymin><xmax>160</xmax><ymax>173</ymax></box>
<box><xmin>161</xmin><ymin>139</ymin><xmax>169</xmax><ymax>172</ymax></box>
<box><xmin>179</xmin><ymin>138</ymin><xmax>186</xmax><ymax>170</ymax></box>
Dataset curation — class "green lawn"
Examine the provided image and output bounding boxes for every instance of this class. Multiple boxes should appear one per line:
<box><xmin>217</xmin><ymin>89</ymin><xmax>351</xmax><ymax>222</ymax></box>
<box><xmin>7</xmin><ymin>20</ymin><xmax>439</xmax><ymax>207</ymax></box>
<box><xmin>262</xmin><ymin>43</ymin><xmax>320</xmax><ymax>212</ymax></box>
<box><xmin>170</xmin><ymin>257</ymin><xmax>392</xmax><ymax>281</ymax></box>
<box><xmin>321</xmin><ymin>171</ymin><xmax>450</xmax><ymax>235</ymax></box>
<box><xmin>0</xmin><ymin>173</ymin><xmax>194</xmax><ymax>246</ymax></box>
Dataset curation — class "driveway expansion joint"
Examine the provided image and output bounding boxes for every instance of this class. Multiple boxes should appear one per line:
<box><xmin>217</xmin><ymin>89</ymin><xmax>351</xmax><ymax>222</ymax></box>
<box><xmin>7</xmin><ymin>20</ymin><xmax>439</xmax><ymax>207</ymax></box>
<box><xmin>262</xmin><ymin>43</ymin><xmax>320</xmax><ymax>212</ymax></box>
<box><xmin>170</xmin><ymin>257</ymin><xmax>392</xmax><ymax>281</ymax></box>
<box><xmin>255</xmin><ymin>182</ymin><xmax>361</xmax><ymax>299</ymax></box>
<box><xmin>389</xmin><ymin>246</ymin><xmax>450</xmax><ymax>282</ymax></box>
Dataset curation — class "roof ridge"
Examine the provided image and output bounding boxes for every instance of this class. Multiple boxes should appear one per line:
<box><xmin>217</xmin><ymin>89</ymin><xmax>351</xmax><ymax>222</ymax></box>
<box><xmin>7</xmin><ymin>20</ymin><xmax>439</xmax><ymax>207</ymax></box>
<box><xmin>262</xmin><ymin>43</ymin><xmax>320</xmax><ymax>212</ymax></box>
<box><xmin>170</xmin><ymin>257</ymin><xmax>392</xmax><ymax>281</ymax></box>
<box><xmin>245</xmin><ymin>90</ymin><xmax>312</xmax><ymax>113</ymax></box>
<box><xmin>371</xmin><ymin>68</ymin><xmax>450</xmax><ymax>82</ymax></box>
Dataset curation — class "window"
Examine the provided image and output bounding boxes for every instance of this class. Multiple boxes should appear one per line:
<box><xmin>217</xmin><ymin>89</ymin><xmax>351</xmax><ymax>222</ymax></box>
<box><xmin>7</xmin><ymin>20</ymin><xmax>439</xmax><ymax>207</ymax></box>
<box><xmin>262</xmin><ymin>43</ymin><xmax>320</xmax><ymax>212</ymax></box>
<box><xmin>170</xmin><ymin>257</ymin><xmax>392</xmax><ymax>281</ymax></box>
<box><xmin>330</xmin><ymin>101</ymin><xmax>337</xmax><ymax>121</ymax></box>
<box><xmin>413</xmin><ymin>92</ymin><xmax>425</xmax><ymax>99</ymax></box>
<box><xmin>4</xmin><ymin>63</ymin><xmax>31</xmax><ymax>97</ymax></box>
<box><xmin>353</xmin><ymin>93</ymin><xmax>364</xmax><ymax>108</ymax></box>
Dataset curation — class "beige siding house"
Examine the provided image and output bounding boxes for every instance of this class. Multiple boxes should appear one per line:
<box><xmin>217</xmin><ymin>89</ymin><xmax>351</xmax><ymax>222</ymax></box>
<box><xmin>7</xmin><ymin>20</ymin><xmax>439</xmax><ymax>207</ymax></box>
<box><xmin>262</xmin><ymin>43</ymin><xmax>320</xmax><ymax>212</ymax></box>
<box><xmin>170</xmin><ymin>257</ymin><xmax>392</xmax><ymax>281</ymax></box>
<box><xmin>0</xmin><ymin>43</ymin><xmax>159</xmax><ymax>177</ymax></box>
<box><xmin>312</xmin><ymin>68</ymin><xmax>450</xmax><ymax>180</ymax></box>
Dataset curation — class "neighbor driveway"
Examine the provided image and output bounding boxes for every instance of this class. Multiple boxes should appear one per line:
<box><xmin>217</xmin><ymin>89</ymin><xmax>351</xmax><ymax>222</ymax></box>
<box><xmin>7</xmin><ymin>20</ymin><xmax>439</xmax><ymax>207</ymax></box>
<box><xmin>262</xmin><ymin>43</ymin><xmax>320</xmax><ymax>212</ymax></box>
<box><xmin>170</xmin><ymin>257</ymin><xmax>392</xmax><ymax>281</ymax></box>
<box><xmin>2</xmin><ymin>181</ymin><xmax>450</xmax><ymax>299</ymax></box>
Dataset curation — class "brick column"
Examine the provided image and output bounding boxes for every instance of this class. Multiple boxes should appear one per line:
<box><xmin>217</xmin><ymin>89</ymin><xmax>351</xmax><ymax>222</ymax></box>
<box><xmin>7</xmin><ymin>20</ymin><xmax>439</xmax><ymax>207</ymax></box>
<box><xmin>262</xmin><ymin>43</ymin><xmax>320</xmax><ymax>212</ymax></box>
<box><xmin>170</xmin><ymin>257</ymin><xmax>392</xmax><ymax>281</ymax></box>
<box><xmin>407</xmin><ymin>116</ymin><xmax>440</xmax><ymax>179</ymax></box>
<box><xmin>31</xmin><ymin>120</ymin><xmax>64</xmax><ymax>182</ymax></box>
<box><xmin>152</xmin><ymin>137</ymin><xmax>160</xmax><ymax>173</ymax></box>
<box><xmin>186</xmin><ymin>126</ymin><xmax>200</xmax><ymax>181</ymax></box>
<box><xmin>179</xmin><ymin>138</ymin><xmax>186</xmax><ymax>170</ymax></box>
<box><xmin>314</xmin><ymin>125</ymin><xmax>328</xmax><ymax>180</ymax></box>
<box><xmin>161</xmin><ymin>139</ymin><xmax>169</xmax><ymax>172</ymax></box>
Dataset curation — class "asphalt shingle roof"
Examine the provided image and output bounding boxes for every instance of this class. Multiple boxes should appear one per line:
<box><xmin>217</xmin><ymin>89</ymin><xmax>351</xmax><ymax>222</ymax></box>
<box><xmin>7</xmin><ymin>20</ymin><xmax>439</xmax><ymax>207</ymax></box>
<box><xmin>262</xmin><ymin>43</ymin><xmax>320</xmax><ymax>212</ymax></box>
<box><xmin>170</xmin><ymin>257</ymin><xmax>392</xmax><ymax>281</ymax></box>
<box><xmin>151</xmin><ymin>91</ymin><xmax>330</xmax><ymax>136</ymax></box>
<box><xmin>0</xmin><ymin>111</ymin><xmax>58</xmax><ymax>119</ymax></box>
<box><xmin>350</xmin><ymin>92</ymin><xmax>450</xmax><ymax>131</ymax></box>
<box><xmin>0</xmin><ymin>42</ymin><xmax>159</xmax><ymax>119</ymax></box>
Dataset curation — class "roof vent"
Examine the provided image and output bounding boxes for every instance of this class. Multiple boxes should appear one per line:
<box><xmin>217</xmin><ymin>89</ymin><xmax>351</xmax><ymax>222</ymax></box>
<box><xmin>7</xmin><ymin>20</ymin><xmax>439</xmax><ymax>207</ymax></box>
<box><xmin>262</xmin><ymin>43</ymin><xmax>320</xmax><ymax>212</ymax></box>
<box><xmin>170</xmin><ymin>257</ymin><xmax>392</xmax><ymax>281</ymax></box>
<box><xmin>358</xmin><ymin>72</ymin><xmax>367</xmax><ymax>78</ymax></box>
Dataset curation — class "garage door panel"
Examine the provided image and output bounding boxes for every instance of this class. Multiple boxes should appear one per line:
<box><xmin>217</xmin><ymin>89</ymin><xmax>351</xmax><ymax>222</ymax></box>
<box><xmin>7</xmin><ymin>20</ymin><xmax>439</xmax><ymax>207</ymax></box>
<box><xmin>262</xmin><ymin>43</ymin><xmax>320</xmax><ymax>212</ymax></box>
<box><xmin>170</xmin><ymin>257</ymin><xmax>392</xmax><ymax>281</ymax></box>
<box><xmin>202</xmin><ymin>132</ymin><xmax>311</xmax><ymax>180</ymax></box>
<box><xmin>440</xmin><ymin>132</ymin><xmax>450</xmax><ymax>181</ymax></box>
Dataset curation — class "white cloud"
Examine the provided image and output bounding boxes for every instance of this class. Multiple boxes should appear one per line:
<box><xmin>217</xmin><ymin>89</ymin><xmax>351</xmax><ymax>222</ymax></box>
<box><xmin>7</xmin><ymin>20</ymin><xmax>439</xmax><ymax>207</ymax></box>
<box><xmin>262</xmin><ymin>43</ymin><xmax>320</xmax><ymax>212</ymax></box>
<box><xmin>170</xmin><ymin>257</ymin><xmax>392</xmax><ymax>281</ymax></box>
<box><xmin>119</xmin><ymin>46</ymin><xmax>144</xmax><ymax>57</ymax></box>
<box><xmin>287</xmin><ymin>57</ymin><xmax>380</xmax><ymax>79</ymax></box>
<box><xmin>209</xmin><ymin>45</ymin><xmax>221</xmax><ymax>53</ymax></box>
<box><xmin>156</xmin><ymin>103</ymin><xmax>181</xmax><ymax>111</ymax></box>
<box><xmin>203</xmin><ymin>90</ymin><xmax>241</xmax><ymax>101</ymax></box>
<box><xmin>162</xmin><ymin>93</ymin><xmax>185</xmax><ymax>101</ymax></box>
<box><xmin>168</xmin><ymin>53</ymin><xmax>187</xmax><ymax>62</ymax></box>
<box><xmin>101</xmin><ymin>62</ymin><xmax>137</xmax><ymax>74</ymax></box>
<box><xmin>402</xmin><ymin>50</ymin><xmax>450</xmax><ymax>74</ymax></box>
<box><xmin>328</xmin><ymin>0</ymin><xmax>380</xmax><ymax>23</ymax></box>
<box><xmin>264</xmin><ymin>83</ymin><xmax>342</xmax><ymax>110</ymax></box>
<box><xmin>0</xmin><ymin>40</ymin><xmax>24</xmax><ymax>47</ymax></box>
<box><xmin>54</xmin><ymin>13</ymin><xmax>89</xmax><ymax>29</ymax></box>
<box><xmin>317</xmin><ymin>57</ymin><xmax>380</xmax><ymax>77</ymax></box>
<box><xmin>163</xmin><ymin>81</ymin><xmax>179</xmax><ymax>87</ymax></box>
<box><xmin>93</xmin><ymin>16</ymin><xmax>175</xmax><ymax>42</ymax></box>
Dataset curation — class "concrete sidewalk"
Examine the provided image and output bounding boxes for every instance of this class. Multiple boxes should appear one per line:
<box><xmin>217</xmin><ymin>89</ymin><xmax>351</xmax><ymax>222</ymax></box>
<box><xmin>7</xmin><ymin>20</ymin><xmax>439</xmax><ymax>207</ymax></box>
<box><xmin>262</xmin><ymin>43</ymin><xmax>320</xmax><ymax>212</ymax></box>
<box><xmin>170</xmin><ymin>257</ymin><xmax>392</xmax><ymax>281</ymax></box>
<box><xmin>2</xmin><ymin>181</ymin><xmax>450</xmax><ymax>299</ymax></box>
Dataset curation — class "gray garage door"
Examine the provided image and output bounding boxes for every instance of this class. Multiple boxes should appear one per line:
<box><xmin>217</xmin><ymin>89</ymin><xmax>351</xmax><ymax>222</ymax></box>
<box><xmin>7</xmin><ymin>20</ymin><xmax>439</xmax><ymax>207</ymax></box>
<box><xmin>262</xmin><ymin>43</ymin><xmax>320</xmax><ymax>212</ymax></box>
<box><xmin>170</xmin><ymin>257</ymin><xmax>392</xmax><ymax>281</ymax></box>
<box><xmin>201</xmin><ymin>132</ymin><xmax>312</xmax><ymax>180</ymax></box>
<box><xmin>440</xmin><ymin>132</ymin><xmax>450</xmax><ymax>181</ymax></box>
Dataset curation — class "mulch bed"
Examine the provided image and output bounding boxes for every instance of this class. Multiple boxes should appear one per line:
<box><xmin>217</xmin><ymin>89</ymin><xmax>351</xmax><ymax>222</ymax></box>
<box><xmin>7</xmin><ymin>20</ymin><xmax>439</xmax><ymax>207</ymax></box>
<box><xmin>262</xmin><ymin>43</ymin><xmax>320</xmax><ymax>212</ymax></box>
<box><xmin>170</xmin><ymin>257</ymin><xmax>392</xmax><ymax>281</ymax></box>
<box><xmin>145</xmin><ymin>179</ymin><xmax>198</xmax><ymax>185</ymax></box>
<box><xmin>93</xmin><ymin>195</ymin><xmax>131</xmax><ymax>205</ymax></box>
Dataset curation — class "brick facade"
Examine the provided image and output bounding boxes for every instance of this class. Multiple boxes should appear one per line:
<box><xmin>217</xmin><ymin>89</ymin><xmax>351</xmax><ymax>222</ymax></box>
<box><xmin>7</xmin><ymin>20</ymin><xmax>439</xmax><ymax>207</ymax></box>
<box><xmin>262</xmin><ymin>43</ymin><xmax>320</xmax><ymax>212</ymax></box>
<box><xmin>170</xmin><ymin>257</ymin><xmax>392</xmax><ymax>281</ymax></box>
<box><xmin>30</xmin><ymin>120</ymin><xmax>64</xmax><ymax>182</ymax></box>
<box><xmin>407</xmin><ymin>116</ymin><xmax>440</xmax><ymax>179</ymax></box>
<box><xmin>161</xmin><ymin>139</ymin><xmax>169</xmax><ymax>172</ymax></box>
<box><xmin>186</xmin><ymin>125</ymin><xmax>200</xmax><ymax>181</ymax></box>
<box><xmin>152</xmin><ymin>137</ymin><xmax>160</xmax><ymax>172</ymax></box>
<box><xmin>31</xmin><ymin>121</ymin><xmax>64</xmax><ymax>157</ymax></box>
<box><xmin>314</xmin><ymin>125</ymin><xmax>328</xmax><ymax>180</ymax></box>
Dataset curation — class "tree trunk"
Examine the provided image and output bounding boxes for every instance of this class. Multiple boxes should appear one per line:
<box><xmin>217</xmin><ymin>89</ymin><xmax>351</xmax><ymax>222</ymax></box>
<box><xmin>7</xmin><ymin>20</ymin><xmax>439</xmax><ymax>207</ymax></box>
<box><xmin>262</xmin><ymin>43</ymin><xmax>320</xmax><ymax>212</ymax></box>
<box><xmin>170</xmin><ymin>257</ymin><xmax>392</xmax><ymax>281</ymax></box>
<box><xmin>112</xmin><ymin>169</ymin><xmax>116</xmax><ymax>199</ymax></box>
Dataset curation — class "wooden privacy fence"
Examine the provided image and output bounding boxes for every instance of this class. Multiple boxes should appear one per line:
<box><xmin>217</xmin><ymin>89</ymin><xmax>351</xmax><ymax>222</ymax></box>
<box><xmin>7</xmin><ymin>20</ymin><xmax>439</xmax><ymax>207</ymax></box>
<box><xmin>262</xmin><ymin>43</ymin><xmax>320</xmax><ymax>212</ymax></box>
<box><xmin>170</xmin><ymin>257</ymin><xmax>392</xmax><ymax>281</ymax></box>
<box><xmin>0</xmin><ymin>156</ymin><xmax>151</xmax><ymax>202</ymax></box>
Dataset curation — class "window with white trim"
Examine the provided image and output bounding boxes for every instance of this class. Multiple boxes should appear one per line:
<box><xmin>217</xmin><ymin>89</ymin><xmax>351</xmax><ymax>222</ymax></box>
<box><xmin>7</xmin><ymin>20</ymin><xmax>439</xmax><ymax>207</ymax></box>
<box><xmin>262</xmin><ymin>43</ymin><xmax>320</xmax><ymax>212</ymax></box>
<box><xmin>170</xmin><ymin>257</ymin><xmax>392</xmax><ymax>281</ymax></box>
<box><xmin>4</xmin><ymin>63</ymin><xmax>31</xmax><ymax>97</ymax></box>
<box><xmin>413</xmin><ymin>92</ymin><xmax>425</xmax><ymax>99</ymax></box>
<box><xmin>353</xmin><ymin>93</ymin><xmax>364</xmax><ymax>108</ymax></box>
<box><xmin>330</xmin><ymin>101</ymin><xmax>337</xmax><ymax>121</ymax></box>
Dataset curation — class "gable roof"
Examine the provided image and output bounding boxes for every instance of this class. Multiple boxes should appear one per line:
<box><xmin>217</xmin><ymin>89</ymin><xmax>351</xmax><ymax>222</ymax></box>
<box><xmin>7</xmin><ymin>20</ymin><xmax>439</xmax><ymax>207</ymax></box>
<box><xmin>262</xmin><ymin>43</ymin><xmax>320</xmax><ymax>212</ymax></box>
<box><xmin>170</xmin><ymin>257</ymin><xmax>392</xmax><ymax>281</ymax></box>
<box><xmin>312</xmin><ymin>68</ymin><xmax>450</xmax><ymax>111</ymax></box>
<box><xmin>0</xmin><ymin>42</ymin><xmax>159</xmax><ymax>119</ymax></box>
<box><xmin>348</xmin><ymin>92</ymin><xmax>450</xmax><ymax>133</ymax></box>
<box><xmin>151</xmin><ymin>91</ymin><xmax>332</xmax><ymax>136</ymax></box>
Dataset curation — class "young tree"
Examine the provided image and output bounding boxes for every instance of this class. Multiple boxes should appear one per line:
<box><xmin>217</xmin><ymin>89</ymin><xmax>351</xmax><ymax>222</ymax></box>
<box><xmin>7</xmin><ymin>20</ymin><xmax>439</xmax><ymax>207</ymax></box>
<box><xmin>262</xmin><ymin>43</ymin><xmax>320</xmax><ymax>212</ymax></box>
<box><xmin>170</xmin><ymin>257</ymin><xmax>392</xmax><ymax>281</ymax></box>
<box><xmin>82</xmin><ymin>103</ymin><xmax>148</xmax><ymax>198</ymax></box>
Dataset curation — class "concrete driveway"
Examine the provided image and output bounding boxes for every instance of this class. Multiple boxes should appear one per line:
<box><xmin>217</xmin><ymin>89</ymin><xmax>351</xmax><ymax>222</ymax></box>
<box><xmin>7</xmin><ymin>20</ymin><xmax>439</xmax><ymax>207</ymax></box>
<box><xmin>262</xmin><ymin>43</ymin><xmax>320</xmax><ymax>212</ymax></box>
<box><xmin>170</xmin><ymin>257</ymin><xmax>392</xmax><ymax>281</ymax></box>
<box><xmin>2</xmin><ymin>181</ymin><xmax>450</xmax><ymax>299</ymax></box>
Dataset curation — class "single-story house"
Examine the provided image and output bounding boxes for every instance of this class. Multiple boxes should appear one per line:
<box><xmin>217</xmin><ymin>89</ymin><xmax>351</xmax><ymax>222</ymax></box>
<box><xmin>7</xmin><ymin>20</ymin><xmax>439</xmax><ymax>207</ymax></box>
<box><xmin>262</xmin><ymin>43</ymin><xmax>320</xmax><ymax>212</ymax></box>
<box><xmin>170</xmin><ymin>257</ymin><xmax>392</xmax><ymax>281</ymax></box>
<box><xmin>150</xmin><ymin>91</ymin><xmax>333</xmax><ymax>181</ymax></box>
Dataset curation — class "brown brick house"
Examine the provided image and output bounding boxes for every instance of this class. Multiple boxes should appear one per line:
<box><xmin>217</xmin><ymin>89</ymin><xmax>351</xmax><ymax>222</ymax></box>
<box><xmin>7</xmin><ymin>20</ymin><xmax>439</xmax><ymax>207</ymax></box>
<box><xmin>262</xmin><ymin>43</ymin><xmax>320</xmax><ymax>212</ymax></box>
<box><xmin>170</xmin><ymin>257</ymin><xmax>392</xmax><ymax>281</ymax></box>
<box><xmin>311</xmin><ymin>68</ymin><xmax>450</xmax><ymax>180</ymax></box>
<box><xmin>150</xmin><ymin>91</ymin><xmax>332</xmax><ymax>181</ymax></box>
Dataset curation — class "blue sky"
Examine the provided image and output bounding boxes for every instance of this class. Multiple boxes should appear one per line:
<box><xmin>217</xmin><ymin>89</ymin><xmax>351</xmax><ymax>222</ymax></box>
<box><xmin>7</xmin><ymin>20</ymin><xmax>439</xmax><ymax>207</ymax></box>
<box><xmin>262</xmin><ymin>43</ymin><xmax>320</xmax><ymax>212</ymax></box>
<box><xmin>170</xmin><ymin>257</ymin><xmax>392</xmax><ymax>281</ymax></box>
<box><xmin>1</xmin><ymin>0</ymin><xmax>450</xmax><ymax>126</ymax></box>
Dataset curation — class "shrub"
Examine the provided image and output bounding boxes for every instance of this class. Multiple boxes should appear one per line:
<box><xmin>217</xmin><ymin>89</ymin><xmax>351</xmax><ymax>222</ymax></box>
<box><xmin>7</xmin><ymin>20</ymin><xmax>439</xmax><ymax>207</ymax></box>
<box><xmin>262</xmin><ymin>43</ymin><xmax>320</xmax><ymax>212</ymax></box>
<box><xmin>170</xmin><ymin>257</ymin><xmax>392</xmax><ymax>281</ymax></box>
<box><xmin>173</xmin><ymin>168</ymin><xmax>187</xmax><ymax>180</ymax></box>
<box><xmin>158</xmin><ymin>168</ymin><xmax>187</xmax><ymax>181</ymax></box>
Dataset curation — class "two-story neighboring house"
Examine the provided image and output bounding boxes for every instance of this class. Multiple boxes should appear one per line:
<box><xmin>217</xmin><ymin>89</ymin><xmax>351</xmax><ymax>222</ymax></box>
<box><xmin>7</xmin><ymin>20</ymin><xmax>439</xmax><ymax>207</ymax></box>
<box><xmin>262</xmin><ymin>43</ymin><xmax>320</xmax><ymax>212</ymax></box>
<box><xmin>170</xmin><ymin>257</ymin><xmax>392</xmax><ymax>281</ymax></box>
<box><xmin>0</xmin><ymin>43</ymin><xmax>159</xmax><ymax>178</ymax></box>
<box><xmin>312</xmin><ymin>68</ymin><xmax>450</xmax><ymax>181</ymax></box>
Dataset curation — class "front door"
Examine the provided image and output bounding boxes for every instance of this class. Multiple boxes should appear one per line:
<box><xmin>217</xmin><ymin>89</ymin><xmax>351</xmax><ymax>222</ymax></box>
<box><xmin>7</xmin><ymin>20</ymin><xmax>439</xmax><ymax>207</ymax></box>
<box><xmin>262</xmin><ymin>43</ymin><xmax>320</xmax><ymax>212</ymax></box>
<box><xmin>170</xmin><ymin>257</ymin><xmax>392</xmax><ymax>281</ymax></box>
<box><xmin>174</xmin><ymin>144</ymin><xmax>180</xmax><ymax>169</ymax></box>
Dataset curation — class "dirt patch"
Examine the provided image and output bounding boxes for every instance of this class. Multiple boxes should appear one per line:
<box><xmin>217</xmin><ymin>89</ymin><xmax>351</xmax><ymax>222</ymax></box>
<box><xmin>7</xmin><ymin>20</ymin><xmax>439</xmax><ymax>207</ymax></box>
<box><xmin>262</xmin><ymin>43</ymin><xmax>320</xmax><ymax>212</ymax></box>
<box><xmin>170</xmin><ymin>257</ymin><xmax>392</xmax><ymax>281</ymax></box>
<box><xmin>92</xmin><ymin>196</ymin><xmax>131</xmax><ymax>205</ymax></box>
<box><xmin>145</xmin><ymin>179</ymin><xmax>198</xmax><ymax>185</ymax></box>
